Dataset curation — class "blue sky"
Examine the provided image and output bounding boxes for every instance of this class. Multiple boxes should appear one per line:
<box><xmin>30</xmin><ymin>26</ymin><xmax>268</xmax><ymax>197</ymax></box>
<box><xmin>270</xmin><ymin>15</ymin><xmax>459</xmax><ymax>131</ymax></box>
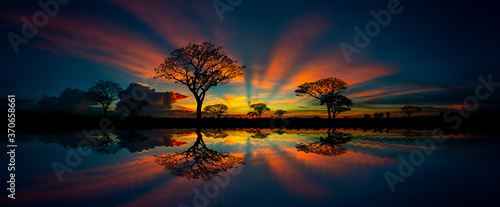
<box><xmin>1</xmin><ymin>0</ymin><xmax>499</xmax><ymax>117</ymax></box>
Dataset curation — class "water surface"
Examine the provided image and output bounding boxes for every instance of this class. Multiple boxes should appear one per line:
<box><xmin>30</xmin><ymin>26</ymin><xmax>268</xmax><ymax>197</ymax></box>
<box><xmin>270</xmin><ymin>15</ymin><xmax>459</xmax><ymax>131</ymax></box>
<box><xmin>2</xmin><ymin>128</ymin><xmax>499</xmax><ymax>206</ymax></box>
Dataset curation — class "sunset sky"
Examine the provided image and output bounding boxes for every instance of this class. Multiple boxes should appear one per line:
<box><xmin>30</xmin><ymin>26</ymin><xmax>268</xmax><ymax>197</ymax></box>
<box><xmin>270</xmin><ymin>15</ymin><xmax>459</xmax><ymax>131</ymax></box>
<box><xmin>1</xmin><ymin>0</ymin><xmax>499</xmax><ymax>117</ymax></box>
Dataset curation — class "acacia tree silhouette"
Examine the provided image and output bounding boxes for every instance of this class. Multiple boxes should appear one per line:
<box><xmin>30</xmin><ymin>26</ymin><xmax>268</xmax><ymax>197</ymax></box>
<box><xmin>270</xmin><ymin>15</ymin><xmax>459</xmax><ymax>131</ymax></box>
<box><xmin>296</xmin><ymin>128</ymin><xmax>352</xmax><ymax>156</ymax></box>
<box><xmin>154</xmin><ymin>41</ymin><xmax>244</xmax><ymax>119</ymax></box>
<box><xmin>274</xmin><ymin>109</ymin><xmax>287</xmax><ymax>118</ymax></box>
<box><xmin>250</xmin><ymin>103</ymin><xmax>270</xmax><ymax>118</ymax></box>
<box><xmin>204</xmin><ymin>103</ymin><xmax>229</xmax><ymax>118</ymax></box>
<box><xmin>154</xmin><ymin>128</ymin><xmax>244</xmax><ymax>181</ymax></box>
<box><xmin>87</xmin><ymin>80</ymin><xmax>123</xmax><ymax>117</ymax></box>
<box><xmin>402</xmin><ymin>105</ymin><xmax>422</xmax><ymax>117</ymax></box>
<box><xmin>295</xmin><ymin>77</ymin><xmax>352</xmax><ymax>119</ymax></box>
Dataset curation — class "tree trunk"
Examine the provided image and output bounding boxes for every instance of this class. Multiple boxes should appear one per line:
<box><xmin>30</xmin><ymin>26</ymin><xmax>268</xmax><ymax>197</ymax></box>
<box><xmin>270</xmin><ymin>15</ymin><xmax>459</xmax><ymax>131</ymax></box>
<box><xmin>217</xmin><ymin>114</ymin><xmax>221</xmax><ymax>119</ymax></box>
<box><xmin>103</xmin><ymin>105</ymin><xmax>108</xmax><ymax>117</ymax></box>
<box><xmin>196</xmin><ymin>99</ymin><xmax>203</xmax><ymax>119</ymax></box>
<box><xmin>327</xmin><ymin>105</ymin><xmax>332</xmax><ymax>119</ymax></box>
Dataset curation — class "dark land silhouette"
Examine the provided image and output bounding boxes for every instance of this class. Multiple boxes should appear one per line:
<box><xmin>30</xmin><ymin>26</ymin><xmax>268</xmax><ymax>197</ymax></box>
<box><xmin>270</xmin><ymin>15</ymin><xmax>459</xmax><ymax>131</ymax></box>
<box><xmin>14</xmin><ymin>112</ymin><xmax>498</xmax><ymax>132</ymax></box>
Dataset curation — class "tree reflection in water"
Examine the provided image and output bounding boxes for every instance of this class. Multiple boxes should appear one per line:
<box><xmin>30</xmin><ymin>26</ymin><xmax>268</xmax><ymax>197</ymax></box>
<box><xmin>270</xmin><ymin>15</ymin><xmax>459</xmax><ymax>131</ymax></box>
<box><xmin>273</xmin><ymin>128</ymin><xmax>286</xmax><ymax>135</ymax></box>
<box><xmin>204</xmin><ymin>128</ymin><xmax>228</xmax><ymax>139</ymax></box>
<box><xmin>402</xmin><ymin>129</ymin><xmax>423</xmax><ymax>138</ymax></box>
<box><xmin>91</xmin><ymin>132</ymin><xmax>122</xmax><ymax>155</ymax></box>
<box><xmin>154</xmin><ymin>128</ymin><xmax>245</xmax><ymax>181</ymax></box>
<box><xmin>296</xmin><ymin>128</ymin><xmax>352</xmax><ymax>156</ymax></box>
<box><xmin>246</xmin><ymin>128</ymin><xmax>271</xmax><ymax>139</ymax></box>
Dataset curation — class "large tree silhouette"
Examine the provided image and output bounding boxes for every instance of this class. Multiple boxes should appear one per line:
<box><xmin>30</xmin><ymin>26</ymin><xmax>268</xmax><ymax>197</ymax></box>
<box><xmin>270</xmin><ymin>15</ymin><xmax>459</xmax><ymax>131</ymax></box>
<box><xmin>154</xmin><ymin>41</ymin><xmax>245</xmax><ymax>119</ymax></box>
<box><xmin>296</xmin><ymin>128</ymin><xmax>352</xmax><ymax>156</ymax></box>
<box><xmin>402</xmin><ymin>105</ymin><xmax>422</xmax><ymax>117</ymax></box>
<box><xmin>250</xmin><ymin>103</ymin><xmax>270</xmax><ymax>118</ymax></box>
<box><xmin>154</xmin><ymin>128</ymin><xmax>244</xmax><ymax>181</ymax></box>
<box><xmin>204</xmin><ymin>103</ymin><xmax>228</xmax><ymax>118</ymax></box>
<box><xmin>295</xmin><ymin>77</ymin><xmax>352</xmax><ymax>119</ymax></box>
<box><xmin>87</xmin><ymin>80</ymin><xmax>123</xmax><ymax>117</ymax></box>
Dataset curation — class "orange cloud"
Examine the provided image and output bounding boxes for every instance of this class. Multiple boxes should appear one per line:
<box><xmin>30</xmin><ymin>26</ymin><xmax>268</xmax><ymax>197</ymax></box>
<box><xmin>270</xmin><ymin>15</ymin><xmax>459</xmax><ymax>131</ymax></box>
<box><xmin>17</xmin><ymin>155</ymin><xmax>165</xmax><ymax>202</ymax></box>
<box><xmin>261</xmin><ymin>14</ymin><xmax>332</xmax><ymax>84</ymax></box>
<box><xmin>284</xmin><ymin>53</ymin><xmax>401</xmax><ymax>91</ymax></box>
<box><xmin>253</xmin><ymin>14</ymin><xmax>332</xmax><ymax>90</ymax></box>
<box><xmin>109</xmin><ymin>0</ymin><xmax>209</xmax><ymax>48</ymax></box>
<box><xmin>2</xmin><ymin>13</ymin><xmax>168</xmax><ymax>78</ymax></box>
<box><xmin>355</xmin><ymin>87</ymin><xmax>446</xmax><ymax>101</ymax></box>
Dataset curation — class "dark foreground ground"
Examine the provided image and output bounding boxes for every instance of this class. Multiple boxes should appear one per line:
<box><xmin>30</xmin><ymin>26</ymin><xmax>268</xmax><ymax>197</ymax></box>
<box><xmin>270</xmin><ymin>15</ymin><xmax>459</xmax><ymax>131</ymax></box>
<box><xmin>13</xmin><ymin>112</ymin><xmax>497</xmax><ymax>132</ymax></box>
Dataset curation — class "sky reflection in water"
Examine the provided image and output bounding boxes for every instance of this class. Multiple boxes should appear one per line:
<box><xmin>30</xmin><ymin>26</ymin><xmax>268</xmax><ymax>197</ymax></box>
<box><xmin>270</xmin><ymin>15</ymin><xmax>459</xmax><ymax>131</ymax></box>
<box><xmin>2</xmin><ymin>128</ymin><xmax>500</xmax><ymax>207</ymax></box>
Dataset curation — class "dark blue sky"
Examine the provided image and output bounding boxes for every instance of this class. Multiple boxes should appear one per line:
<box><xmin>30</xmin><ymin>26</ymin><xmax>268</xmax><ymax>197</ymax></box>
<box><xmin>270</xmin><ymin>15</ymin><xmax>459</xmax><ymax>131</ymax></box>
<box><xmin>1</xmin><ymin>0</ymin><xmax>499</xmax><ymax>117</ymax></box>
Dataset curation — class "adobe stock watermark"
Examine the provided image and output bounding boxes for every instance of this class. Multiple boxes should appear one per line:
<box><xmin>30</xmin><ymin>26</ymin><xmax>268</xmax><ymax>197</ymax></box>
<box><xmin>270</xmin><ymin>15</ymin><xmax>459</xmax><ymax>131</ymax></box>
<box><xmin>269</xmin><ymin>116</ymin><xmax>290</xmax><ymax>131</ymax></box>
<box><xmin>178</xmin><ymin>165</ymin><xmax>244</xmax><ymax>207</ymax></box>
<box><xmin>340</xmin><ymin>0</ymin><xmax>409</xmax><ymax>63</ymax></box>
<box><xmin>384</xmin><ymin>73</ymin><xmax>499</xmax><ymax>192</ymax></box>
<box><xmin>212</xmin><ymin>0</ymin><xmax>243</xmax><ymax>21</ymax></box>
<box><xmin>7</xmin><ymin>0</ymin><xmax>71</xmax><ymax>54</ymax></box>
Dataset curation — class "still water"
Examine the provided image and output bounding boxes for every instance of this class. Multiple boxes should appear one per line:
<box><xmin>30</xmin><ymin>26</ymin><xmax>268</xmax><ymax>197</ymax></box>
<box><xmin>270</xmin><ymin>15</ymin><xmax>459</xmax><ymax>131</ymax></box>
<box><xmin>2</xmin><ymin>128</ymin><xmax>500</xmax><ymax>206</ymax></box>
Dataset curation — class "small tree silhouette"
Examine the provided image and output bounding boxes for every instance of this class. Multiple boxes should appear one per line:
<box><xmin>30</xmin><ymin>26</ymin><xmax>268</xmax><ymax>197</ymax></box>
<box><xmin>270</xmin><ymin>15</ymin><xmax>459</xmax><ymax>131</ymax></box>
<box><xmin>250</xmin><ymin>103</ymin><xmax>270</xmax><ymax>118</ymax></box>
<box><xmin>247</xmin><ymin>111</ymin><xmax>259</xmax><ymax>118</ymax></box>
<box><xmin>274</xmin><ymin>110</ymin><xmax>287</xmax><ymax>118</ymax></box>
<box><xmin>204</xmin><ymin>103</ymin><xmax>229</xmax><ymax>118</ymax></box>
<box><xmin>402</xmin><ymin>105</ymin><xmax>422</xmax><ymax>117</ymax></box>
<box><xmin>374</xmin><ymin>112</ymin><xmax>384</xmax><ymax>118</ymax></box>
<box><xmin>87</xmin><ymin>80</ymin><xmax>123</xmax><ymax>117</ymax></box>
